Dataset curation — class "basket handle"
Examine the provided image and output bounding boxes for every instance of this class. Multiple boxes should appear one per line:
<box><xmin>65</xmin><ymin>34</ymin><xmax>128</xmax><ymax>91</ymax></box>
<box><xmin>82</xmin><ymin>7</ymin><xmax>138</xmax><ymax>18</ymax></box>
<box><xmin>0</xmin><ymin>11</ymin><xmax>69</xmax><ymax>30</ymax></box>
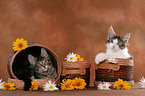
<box><xmin>61</xmin><ymin>68</ymin><xmax>86</xmax><ymax>76</ymax></box>
<box><xmin>95</xmin><ymin>63</ymin><xmax>120</xmax><ymax>71</ymax></box>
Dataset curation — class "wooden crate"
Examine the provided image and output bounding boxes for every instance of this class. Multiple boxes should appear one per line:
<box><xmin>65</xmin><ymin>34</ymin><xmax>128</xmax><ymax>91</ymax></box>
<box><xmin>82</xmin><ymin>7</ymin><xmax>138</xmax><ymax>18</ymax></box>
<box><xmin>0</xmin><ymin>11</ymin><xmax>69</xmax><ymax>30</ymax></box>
<box><xmin>60</xmin><ymin>61</ymin><xmax>91</xmax><ymax>87</ymax></box>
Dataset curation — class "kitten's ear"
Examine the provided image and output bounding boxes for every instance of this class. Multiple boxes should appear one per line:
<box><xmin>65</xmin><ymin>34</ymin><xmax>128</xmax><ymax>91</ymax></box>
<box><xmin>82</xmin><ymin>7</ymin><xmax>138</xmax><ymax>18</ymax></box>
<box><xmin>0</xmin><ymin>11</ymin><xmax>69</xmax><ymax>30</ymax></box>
<box><xmin>41</xmin><ymin>48</ymin><xmax>48</xmax><ymax>58</ymax></box>
<box><xmin>28</xmin><ymin>55</ymin><xmax>37</xmax><ymax>65</ymax></box>
<box><xmin>122</xmin><ymin>32</ymin><xmax>130</xmax><ymax>43</ymax></box>
<box><xmin>107</xmin><ymin>25</ymin><xmax>116</xmax><ymax>40</ymax></box>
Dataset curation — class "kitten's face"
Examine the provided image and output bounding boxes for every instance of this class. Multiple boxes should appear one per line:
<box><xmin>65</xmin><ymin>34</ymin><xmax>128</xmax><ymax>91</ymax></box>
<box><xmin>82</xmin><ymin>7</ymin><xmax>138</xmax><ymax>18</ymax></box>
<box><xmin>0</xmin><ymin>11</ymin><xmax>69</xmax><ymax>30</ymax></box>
<box><xmin>106</xmin><ymin>25</ymin><xmax>130</xmax><ymax>52</ymax></box>
<box><xmin>28</xmin><ymin>48</ymin><xmax>51</xmax><ymax>72</ymax></box>
<box><xmin>35</xmin><ymin>58</ymin><xmax>50</xmax><ymax>72</ymax></box>
<box><xmin>106</xmin><ymin>36</ymin><xmax>126</xmax><ymax>52</ymax></box>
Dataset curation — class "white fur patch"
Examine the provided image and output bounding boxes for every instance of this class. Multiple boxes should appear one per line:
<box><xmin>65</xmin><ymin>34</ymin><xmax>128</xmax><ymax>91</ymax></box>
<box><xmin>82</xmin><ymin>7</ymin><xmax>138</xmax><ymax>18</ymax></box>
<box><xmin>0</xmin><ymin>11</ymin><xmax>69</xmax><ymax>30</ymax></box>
<box><xmin>95</xmin><ymin>53</ymin><xmax>107</xmax><ymax>64</ymax></box>
<box><xmin>95</xmin><ymin>39</ymin><xmax>131</xmax><ymax>65</ymax></box>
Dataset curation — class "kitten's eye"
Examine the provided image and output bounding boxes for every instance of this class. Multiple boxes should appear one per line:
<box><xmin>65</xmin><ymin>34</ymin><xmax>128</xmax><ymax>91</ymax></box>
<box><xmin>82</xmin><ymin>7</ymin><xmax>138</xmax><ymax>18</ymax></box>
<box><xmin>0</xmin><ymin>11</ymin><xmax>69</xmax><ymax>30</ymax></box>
<box><xmin>45</xmin><ymin>60</ymin><xmax>48</xmax><ymax>64</ymax></box>
<box><xmin>111</xmin><ymin>40</ymin><xmax>113</xmax><ymax>43</ymax></box>
<box><xmin>37</xmin><ymin>64</ymin><xmax>41</xmax><ymax>67</ymax></box>
<box><xmin>119</xmin><ymin>44</ymin><xmax>125</xmax><ymax>49</ymax></box>
<box><xmin>117</xmin><ymin>42</ymin><xmax>122</xmax><ymax>45</ymax></box>
<box><xmin>106</xmin><ymin>39</ymin><xmax>113</xmax><ymax>43</ymax></box>
<box><xmin>39</xmin><ymin>62</ymin><xmax>43</xmax><ymax>65</ymax></box>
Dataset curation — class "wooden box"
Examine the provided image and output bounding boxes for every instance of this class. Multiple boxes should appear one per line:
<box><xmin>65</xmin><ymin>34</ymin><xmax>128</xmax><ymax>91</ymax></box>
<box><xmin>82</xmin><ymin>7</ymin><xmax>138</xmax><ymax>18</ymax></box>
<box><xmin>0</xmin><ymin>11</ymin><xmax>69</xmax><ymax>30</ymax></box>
<box><xmin>60</xmin><ymin>61</ymin><xmax>91</xmax><ymax>87</ymax></box>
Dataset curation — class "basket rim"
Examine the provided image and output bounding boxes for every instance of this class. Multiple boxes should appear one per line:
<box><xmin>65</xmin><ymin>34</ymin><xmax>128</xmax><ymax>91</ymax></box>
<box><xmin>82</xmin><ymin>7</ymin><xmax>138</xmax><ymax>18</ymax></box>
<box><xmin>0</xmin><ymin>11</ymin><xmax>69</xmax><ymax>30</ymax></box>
<box><xmin>8</xmin><ymin>44</ymin><xmax>61</xmax><ymax>82</ymax></box>
<box><xmin>62</xmin><ymin>61</ymin><xmax>91</xmax><ymax>68</ymax></box>
<box><xmin>96</xmin><ymin>58</ymin><xmax>133</xmax><ymax>66</ymax></box>
<box><xmin>95</xmin><ymin>58</ymin><xmax>133</xmax><ymax>71</ymax></box>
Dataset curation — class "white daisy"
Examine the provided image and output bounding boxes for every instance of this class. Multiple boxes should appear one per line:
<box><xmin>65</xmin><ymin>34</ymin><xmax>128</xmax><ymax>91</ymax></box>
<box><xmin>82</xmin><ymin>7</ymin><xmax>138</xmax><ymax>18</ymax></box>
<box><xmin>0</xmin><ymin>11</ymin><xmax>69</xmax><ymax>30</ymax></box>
<box><xmin>138</xmin><ymin>77</ymin><xmax>145</xmax><ymax>88</ymax></box>
<box><xmin>43</xmin><ymin>80</ymin><xmax>58</xmax><ymax>91</ymax></box>
<box><xmin>0</xmin><ymin>79</ymin><xmax>5</xmax><ymax>89</ymax></box>
<box><xmin>98</xmin><ymin>82</ymin><xmax>111</xmax><ymax>90</ymax></box>
<box><xmin>107</xmin><ymin>58</ymin><xmax>118</xmax><ymax>64</ymax></box>
<box><xmin>65</xmin><ymin>52</ymin><xmax>77</xmax><ymax>62</ymax></box>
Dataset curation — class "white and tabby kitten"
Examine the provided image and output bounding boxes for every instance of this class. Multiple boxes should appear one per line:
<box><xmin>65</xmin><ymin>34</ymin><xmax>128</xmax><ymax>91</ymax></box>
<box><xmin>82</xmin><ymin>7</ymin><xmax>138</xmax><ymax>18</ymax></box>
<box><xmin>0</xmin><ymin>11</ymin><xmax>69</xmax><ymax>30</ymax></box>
<box><xmin>95</xmin><ymin>25</ymin><xmax>132</xmax><ymax>64</ymax></box>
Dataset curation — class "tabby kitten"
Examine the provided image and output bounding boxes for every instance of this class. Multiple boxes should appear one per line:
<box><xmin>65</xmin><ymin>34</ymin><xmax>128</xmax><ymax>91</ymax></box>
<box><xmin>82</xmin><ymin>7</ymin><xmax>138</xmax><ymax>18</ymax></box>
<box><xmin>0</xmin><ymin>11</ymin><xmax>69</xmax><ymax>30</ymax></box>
<box><xmin>95</xmin><ymin>25</ymin><xmax>132</xmax><ymax>64</ymax></box>
<box><xmin>28</xmin><ymin>48</ymin><xmax>57</xmax><ymax>79</ymax></box>
<box><xmin>14</xmin><ymin>48</ymin><xmax>57</xmax><ymax>91</ymax></box>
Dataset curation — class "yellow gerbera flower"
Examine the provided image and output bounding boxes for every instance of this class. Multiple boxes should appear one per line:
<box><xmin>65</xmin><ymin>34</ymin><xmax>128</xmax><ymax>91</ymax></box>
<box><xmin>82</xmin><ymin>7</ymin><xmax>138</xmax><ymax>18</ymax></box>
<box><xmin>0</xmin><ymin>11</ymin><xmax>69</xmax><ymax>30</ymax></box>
<box><xmin>113</xmin><ymin>79</ymin><xmax>131</xmax><ymax>89</ymax></box>
<box><xmin>2</xmin><ymin>82</ymin><xmax>16</xmax><ymax>90</ymax></box>
<box><xmin>60</xmin><ymin>79</ymin><xmax>74</xmax><ymax>90</ymax></box>
<box><xmin>29</xmin><ymin>81</ymin><xmax>38</xmax><ymax>91</ymax></box>
<box><xmin>13</xmin><ymin>38</ymin><xmax>28</xmax><ymax>51</ymax></box>
<box><xmin>72</xmin><ymin>77</ymin><xmax>86</xmax><ymax>89</ymax></box>
<box><xmin>76</xmin><ymin>54</ymin><xmax>84</xmax><ymax>61</ymax></box>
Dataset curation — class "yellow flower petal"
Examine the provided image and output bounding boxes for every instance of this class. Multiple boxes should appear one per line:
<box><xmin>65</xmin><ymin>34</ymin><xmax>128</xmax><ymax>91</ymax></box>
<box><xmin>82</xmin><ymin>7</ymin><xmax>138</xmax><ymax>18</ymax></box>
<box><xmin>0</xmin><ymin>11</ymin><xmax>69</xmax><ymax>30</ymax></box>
<box><xmin>2</xmin><ymin>82</ymin><xmax>16</xmax><ymax>90</ymax></box>
<box><xmin>79</xmin><ymin>58</ymin><xmax>84</xmax><ymax>61</ymax></box>
<box><xmin>76</xmin><ymin>54</ymin><xmax>84</xmax><ymax>61</ymax></box>
<box><xmin>29</xmin><ymin>81</ymin><xmax>38</xmax><ymax>91</ymax></box>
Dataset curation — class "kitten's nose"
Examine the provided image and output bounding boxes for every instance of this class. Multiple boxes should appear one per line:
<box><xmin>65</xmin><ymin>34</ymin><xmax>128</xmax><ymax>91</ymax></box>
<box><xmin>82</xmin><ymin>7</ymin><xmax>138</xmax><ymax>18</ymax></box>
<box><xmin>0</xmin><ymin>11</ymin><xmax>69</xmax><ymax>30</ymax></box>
<box><xmin>113</xmin><ymin>46</ymin><xmax>115</xmax><ymax>49</ymax></box>
<box><xmin>42</xmin><ymin>64</ymin><xmax>45</xmax><ymax>67</ymax></box>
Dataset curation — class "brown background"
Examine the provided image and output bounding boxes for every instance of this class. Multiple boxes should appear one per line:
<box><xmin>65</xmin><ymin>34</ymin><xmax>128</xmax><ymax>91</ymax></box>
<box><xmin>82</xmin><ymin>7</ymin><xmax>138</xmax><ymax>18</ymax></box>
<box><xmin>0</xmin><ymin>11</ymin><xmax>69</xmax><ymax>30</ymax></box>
<box><xmin>0</xmin><ymin>0</ymin><xmax>145</xmax><ymax>86</ymax></box>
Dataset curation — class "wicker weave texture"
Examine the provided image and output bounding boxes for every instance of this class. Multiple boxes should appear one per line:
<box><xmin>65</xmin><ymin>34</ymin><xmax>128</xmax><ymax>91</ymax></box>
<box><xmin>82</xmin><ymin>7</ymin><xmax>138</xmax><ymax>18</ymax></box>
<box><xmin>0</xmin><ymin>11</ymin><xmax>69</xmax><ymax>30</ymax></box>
<box><xmin>95</xmin><ymin>58</ymin><xmax>134</xmax><ymax>86</ymax></box>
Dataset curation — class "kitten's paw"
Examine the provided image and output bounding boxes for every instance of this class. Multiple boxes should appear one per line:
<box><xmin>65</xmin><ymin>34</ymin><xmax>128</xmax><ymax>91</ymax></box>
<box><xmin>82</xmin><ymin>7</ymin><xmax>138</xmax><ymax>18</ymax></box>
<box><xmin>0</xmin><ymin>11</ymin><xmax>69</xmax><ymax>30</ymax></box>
<box><xmin>24</xmin><ymin>80</ymin><xmax>32</xmax><ymax>91</ymax></box>
<box><xmin>24</xmin><ymin>87</ymin><xmax>29</xmax><ymax>91</ymax></box>
<box><xmin>95</xmin><ymin>53</ymin><xmax>107</xmax><ymax>65</ymax></box>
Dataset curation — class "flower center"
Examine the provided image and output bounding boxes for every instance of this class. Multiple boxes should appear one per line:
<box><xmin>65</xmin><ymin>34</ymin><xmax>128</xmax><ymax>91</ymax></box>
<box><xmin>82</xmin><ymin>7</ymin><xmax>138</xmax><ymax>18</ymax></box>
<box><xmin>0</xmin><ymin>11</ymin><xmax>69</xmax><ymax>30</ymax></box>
<box><xmin>119</xmin><ymin>84</ymin><xmax>124</xmax><ymax>88</ymax></box>
<box><xmin>70</xmin><ymin>57</ymin><xmax>73</xmax><ymax>60</ymax></box>
<box><xmin>102</xmin><ymin>85</ymin><xmax>107</xmax><ymax>89</ymax></box>
<box><xmin>76</xmin><ymin>82</ymin><xmax>81</xmax><ymax>86</ymax></box>
<box><xmin>18</xmin><ymin>43</ymin><xmax>23</xmax><ymax>48</ymax></box>
<box><xmin>6</xmin><ymin>85</ymin><xmax>10</xmax><ymax>90</ymax></box>
<box><xmin>49</xmin><ymin>85</ymin><xmax>54</xmax><ymax>89</ymax></box>
<box><xmin>31</xmin><ymin>85</ymin><xmax>35</xmax><ymax>89</ymax></box>
<box><xmin>65</xmin><ymin>84</ymin><xmax>70</xmax><ymax>88</ymax></box>
<box><xmin>110</xmin><ymin>60</ymin><xmax>114</xmax><ymax>62</ymax></box>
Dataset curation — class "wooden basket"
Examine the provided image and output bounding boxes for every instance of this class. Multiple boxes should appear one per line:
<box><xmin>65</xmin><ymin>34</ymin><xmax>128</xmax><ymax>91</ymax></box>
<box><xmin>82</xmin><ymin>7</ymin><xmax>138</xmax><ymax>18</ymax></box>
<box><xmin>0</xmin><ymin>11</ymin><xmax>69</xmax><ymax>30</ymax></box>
<box><xmin>95</xmin><ymin>58</ymin><xmax>134</xmax><ymax>87</ymax></box>
<box><xmin>7</xmin><ymin>44</ymin><xmax>61</xmax><ymax>89</ymax></box>
<box><xmin>60</xmin><ymin>61</ymin><xmax>91</xmax><ymax>87</ymax></box>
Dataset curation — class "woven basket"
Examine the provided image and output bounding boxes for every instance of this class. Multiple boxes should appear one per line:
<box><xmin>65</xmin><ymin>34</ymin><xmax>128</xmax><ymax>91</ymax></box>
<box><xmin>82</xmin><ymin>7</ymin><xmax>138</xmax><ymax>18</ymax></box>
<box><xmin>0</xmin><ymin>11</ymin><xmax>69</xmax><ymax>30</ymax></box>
<box><xmin>7</xmin><ymin>78</ymin><xmax>57</xmax><ymax>89</ymax></box>
<box><xmin>60</xmin><ymin>61</ymin><xmax>91</xmax><ymax>87</ymax></box>
<box><xmin>7</xmin><ymin>44</ymin><xmax>61</xmax><ymax>89</ymax></box>
<box><xmin>95</xmin><ymin>58</ymin><xmax>134</xmax><ymax>87</ymax></box>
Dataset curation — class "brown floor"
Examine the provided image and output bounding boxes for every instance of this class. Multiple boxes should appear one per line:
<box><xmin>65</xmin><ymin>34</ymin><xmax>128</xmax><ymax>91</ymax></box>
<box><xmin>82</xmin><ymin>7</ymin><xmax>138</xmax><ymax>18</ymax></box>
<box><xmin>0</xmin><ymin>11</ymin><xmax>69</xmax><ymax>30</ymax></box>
<box><xmin>0</xmin><ymin>82</ymin><xmax>144</xmax><ymax>96</ymax></box>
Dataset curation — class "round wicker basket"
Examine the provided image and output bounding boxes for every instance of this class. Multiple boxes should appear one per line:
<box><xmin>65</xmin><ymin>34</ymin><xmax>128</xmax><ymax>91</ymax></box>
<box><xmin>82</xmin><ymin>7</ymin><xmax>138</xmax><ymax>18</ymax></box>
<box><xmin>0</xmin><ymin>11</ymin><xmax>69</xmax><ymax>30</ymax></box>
<box><xmin>95</xmin><ymin>58</ymin><xmax>134</xmax><ymax>87</ymax></box>
<box><xmin>7</xmin><ymin>44</ymin><xmax>61</xmax><ymax>89</ymax></box>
